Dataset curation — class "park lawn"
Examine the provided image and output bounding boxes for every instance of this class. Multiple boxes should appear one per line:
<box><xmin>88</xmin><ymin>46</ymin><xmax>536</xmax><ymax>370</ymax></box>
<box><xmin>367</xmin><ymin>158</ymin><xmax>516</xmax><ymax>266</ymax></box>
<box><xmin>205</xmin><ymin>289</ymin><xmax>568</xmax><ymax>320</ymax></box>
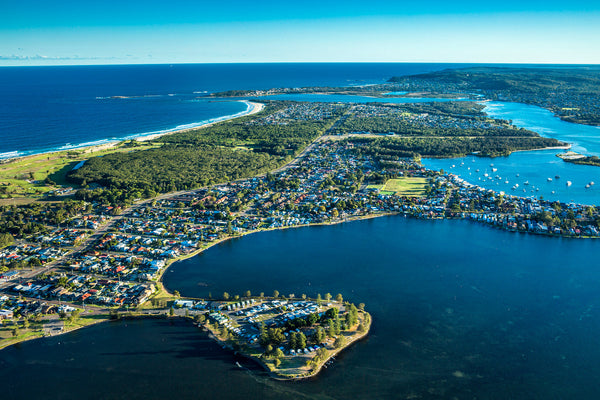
<box><xmin>63</xmin><ymin>314</ymin><xmax>109</xmax><ymax>329</ymax></box>
<box><xmin>0</xmin><ymin>142</ymin><xmax>162</xmax><ymax>199</ymax></box>
<box><xmin>368</xmin><ymin>177</ymin><xmax>428</xmax><ymax>197</ymax></box>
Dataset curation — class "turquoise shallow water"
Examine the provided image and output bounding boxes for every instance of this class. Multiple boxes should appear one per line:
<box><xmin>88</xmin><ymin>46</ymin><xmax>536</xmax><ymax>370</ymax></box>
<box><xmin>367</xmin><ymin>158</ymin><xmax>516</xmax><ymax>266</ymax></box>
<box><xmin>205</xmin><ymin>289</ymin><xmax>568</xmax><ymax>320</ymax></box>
<box><xmin>423</xmin><ymin>102</ymin><xmax>600</xmax><ymax>205</ymax></box>
<box><xmin>3</xmin><ymin>217</ymin><xmax>599</xmax><ymax>399</ymax></box>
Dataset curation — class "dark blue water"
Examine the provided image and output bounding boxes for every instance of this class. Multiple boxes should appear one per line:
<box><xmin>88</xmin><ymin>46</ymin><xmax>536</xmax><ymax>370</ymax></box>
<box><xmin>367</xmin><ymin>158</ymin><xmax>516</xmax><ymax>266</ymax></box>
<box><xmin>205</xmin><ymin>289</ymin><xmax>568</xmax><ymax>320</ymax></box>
<box><xmin>0</xmin><ymin>63</ymin><xmax>467</xmax><ymax>158</ymax></box>
<box><xmin>3</xmin><ymin>217</ymin><xmax>598</xmax><ymax>399</ymax></box>
<box><xmin>1</xmin><ymin>63</ymin><xmax>585</xmax><ymax>159</ymax></box>
<box><xmin>253</xmin><ymin>93</ymin><xmax>469</xmax><ymax>103</ymax></box>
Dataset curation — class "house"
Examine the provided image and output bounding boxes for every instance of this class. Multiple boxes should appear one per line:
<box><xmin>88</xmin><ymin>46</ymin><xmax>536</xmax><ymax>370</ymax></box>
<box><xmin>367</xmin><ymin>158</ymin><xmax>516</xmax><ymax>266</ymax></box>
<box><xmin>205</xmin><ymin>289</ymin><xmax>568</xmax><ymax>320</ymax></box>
<box><xmin>0</xmin><ymin>270</ymin><xmax>20</xmax><ymax>282</ymax></box>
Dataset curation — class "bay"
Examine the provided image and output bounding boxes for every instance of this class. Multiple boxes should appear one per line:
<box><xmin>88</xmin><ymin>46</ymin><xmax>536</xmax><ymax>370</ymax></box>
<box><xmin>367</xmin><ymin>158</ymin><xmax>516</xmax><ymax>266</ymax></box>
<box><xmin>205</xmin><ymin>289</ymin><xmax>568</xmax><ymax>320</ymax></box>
<box><xmin>423</xmin><ymin>102</ymin><xmax>600</xmax><ymax>205</ymax></box>
<box><xmin>3</xmin><ymin>217</ymin><xmax>599</xmax><ymax>399</ymax></box>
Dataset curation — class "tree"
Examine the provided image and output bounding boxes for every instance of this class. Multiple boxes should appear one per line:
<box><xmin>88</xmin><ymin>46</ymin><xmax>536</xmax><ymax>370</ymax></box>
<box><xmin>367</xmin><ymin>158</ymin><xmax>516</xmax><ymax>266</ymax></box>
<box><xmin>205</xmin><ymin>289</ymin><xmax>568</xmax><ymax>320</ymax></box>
<box><xmin>169</xmin><ymin>307</ymin><xmax>174</xmax><ymax>317</ymax></box>
<box><xmin>274</xmin><ymin>358</ymin><xmax>281</xmax><ymax>368</ymax></box>
<box><xmin>289</xmin><ymin>332</ymin><xmax>298</xmax><ymax>350</ymax></box>
<box><xmin>259</xmin><ymin>322</ymin><xmax>269</xmax><ymax>346</ymax></box>
<box><xmin>265</xmin><ymin>344</ymin><xmax>274</xmax><ymax>355</ymax></box>
<box><xmin>327</xmin><ymin>320</ymin><xmax>336</xmax><ymax>337</ymax></box>
<box><xmin>297</xmin><ymin>332</ymin><xmax>307</xmax><ymax>349</ymax></box>
<box><xmin>325</xmin><ymin>293</ymin><xmax>332</xmax><ymax>301</ymax></box>
<box><xmin>335</xmin><ymin>293</ymin><xmax>343</xmax><ymax>302</ymax></box>
<box><xmin>221</xmin><ymin>327</ymin><xmax>230</xmax><ymax>340</ymax></box>
<box><xmin>71</xmin><ymin>309</ymin><xmax>81</xmax><ymax>322</ymax></box>
<box><xmin>274</xmin><ymin>347</ymin><xmax>284</xmax><ymax>359</ymax></box>
<box><xmin>269</xmin><ymin>327</ymin><xmax>286</xmax><ymax>345</ymax></box>
<box><xmin>334</xmin><ymin>336</ymin><xmax>345</xmax><ymax>349</ymax></box>
<box><xmin>358</xmin><ymin>303</ymin><xmax>365</xmax><ymax>311</ymax></box>
<box><xmin>345</xmin><ymin>303</ymin><xmax>359</xmax><ymax>327</ymax></box>
<box><xmin>273</xmin><ymin>290</ymin><xmax>279</xmax><ymax>298</ymax></box>
<box><xmin>358</xmin><ymin>323</ymin><xmax>366</xmax><ymax>333</ymax></box>
<box><xmin>245</xmin><ymin>290</ymin><xmax>251</xmax><ymax>298</ymax></box>
<box><xmin>223</xmin><ymin>292</ymin><xmax>230</xmax><ymax>300</ymax></box>
<box><xmin>0</xmin><ymin>233</ymin><xmax>14</xmax><ymax>249</ymax></box>
<box><xmin>333</xmin><ymin>312</ymin><xmax>341</xmax><ymax>335</ymax></box>
<box><xmin>314</xmin><ymin>326</ymin><xmax>326</xmax><ymax>343</ymax></box>
<box><xmin>173</xmin><ymin>290</ymin><xmax>180</xmax><ymax>298</ymax></box>
<box><xmin>316</xmin><ymin>347</ymin><xmax>328</xmax><ymax>362</ymax></box>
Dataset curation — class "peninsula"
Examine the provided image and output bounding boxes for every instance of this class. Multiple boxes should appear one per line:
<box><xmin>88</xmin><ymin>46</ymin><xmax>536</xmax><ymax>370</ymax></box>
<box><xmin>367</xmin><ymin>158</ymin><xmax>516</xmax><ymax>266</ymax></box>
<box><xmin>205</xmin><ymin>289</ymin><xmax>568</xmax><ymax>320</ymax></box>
<box><xmin>1</xmin><ymin>84</ymin><xmax>599</xmax><ymax>372</ymax></box>
<box><xmin>198</xmin><ymin>295</ymin><xmax>370</xmax><ymax>379</ymax></box>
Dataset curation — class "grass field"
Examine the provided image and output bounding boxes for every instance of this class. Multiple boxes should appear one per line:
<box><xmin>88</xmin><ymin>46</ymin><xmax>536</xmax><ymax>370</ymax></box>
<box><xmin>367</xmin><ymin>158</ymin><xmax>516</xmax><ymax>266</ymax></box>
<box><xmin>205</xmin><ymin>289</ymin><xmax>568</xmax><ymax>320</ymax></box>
<box><xmin>0</xmin><ymin>142</ymin><xmax>162</xmax><ymax>202</ymax></box>
<box><xmin>367</xmin><ymin>177</ymin><xmax>428</xmax><ymax>197</ymax></box>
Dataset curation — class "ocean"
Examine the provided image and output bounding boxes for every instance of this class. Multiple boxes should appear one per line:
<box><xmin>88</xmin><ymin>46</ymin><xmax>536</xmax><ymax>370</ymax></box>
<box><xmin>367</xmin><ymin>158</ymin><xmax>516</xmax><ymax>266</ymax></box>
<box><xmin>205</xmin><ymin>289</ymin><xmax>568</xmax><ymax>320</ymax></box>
<box><xmin>0</xmin><ymin>62</ymin><xmax>569</xmax><ymax>159</ymax></box>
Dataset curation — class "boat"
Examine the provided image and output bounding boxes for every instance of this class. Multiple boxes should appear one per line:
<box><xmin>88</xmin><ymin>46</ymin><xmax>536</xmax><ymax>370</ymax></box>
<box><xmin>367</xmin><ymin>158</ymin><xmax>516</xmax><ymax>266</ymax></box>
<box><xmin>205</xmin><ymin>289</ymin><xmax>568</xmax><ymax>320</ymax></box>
<box><xmin>516</xmin><ymin>173</ymin><xmax>520</xmax><ymax>177</ymax></box>
<box><xmin>566</xmin><ymin>181</ymin><xmax>572</xmax><ymax>186</ymax></box>
<box><xmin>586</xmin><ymin>184</ymin><xmax>590</xmax><ymax>189</ymax></box>
<box><xmin>555</xmin><ymin>175</ymin><xmax>560</xmax><ymax>179</ymax></box>
<box><xmin>547</xmin><ymin>178</ymin><xmax>552</xmax><ymax>182</ymax></box>
<box><xmin>524</xmin><ymin>181</ymin><xmax>529</xmax><ymax>185</ymax></box>
<box><xmin>505</xmin><ymin>180</ymin><xmax>509</xmax><ymax>184</ymax></box>
<box><xmin>590</xmin><ymin>182</ymin><xmax>595</xmax><ymax>186</ymax></box>
<box><xmin>492</xmin><ymin>168</ymin><xmax>498</xmax><ymax>172</ymax></box>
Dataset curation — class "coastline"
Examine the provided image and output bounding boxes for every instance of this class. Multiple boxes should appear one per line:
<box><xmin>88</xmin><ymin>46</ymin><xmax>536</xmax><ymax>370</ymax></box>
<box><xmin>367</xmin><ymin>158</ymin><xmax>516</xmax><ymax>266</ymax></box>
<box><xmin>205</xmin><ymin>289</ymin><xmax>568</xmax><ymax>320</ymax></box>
<box><xmin>135</xmin><ymin>101</ymin><xmax>264</xmax><ymax>142</ymax></box>
<box><xmin>0</xmin><ymin>100</ymin><xmax>264</xmax><ymax>164</ymax></box>
<box><xmin>155</xmin><ymin>212</ymin><xmax>393</xmax><ymax>297</ymax></box>
<box><xmin>200</xmin><ymin>301</ymin><xmax>372</xmax><ymax>381</ymax></box>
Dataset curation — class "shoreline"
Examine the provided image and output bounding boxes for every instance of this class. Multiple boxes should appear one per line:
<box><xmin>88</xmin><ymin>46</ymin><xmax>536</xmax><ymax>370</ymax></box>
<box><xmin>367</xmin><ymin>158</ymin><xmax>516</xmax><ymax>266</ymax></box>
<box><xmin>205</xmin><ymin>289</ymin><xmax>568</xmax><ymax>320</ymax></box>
<box><xmin>0</xmin><ymin>100</ymin><xmax>264</xmax><ymax>164</ymax></box>
<box><xmin>200</xmin><ymin>301</ymin><xmax>372</xmax><ymax>381</ymax></box>
<box><xmin>156</xmin><ymin>212</ymin><xmax>392</xmax><ymax>297</ymax></box>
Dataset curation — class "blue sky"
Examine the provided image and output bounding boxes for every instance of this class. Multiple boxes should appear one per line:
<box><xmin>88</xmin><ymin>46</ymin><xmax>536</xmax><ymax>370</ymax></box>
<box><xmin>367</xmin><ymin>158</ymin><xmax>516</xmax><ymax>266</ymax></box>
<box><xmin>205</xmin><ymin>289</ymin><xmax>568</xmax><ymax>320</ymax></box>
<box><xmin>1</xmin><ymin>0</ymin><xmax>599</xmax><ymax>64</ymax></box>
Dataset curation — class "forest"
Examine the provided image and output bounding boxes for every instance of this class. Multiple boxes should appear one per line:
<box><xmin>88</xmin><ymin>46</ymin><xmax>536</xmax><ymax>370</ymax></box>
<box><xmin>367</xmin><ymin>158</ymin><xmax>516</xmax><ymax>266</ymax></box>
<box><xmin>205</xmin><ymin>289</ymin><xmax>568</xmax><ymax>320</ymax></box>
<box><xmin>390</xmin><ymin>67</ymin><xmax>600</xmax><ymax>126</ymax></box>
<box><xmin>67</xmin><ymin>102</ymin><xmax>342</xmax><ymax>203</ymax></box>
<box><xmin>345</xmin><ymin>136</ymin><xmax>563</xmax><ymax>159</ymax></box>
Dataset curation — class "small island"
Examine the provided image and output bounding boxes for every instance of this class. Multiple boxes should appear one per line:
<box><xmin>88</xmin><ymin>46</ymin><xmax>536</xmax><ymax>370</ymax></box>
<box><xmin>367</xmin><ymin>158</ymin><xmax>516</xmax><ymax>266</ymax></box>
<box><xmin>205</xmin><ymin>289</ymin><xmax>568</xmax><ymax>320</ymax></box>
<box><xmin>195</xmin><ymin>293</ymin><xmax>371</xmax><ymax>380</ymax></box>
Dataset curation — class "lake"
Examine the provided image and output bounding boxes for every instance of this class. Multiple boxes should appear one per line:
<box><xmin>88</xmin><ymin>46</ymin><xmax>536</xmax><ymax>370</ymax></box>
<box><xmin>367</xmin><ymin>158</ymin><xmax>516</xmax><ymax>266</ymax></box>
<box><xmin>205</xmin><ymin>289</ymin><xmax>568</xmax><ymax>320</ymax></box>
<box><xmin>4</xmin><ymin>217</ymin><xmax>600</xmax><ymax>399</ymax></box>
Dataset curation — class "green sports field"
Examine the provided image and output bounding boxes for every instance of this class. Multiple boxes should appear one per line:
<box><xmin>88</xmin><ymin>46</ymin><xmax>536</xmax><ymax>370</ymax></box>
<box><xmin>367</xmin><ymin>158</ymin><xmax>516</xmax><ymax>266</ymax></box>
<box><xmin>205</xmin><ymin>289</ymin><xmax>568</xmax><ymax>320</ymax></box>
<box><xmin>367</xmin><ymin>177</ymin><xmax>428</xmax><ymax>197</ymax></box>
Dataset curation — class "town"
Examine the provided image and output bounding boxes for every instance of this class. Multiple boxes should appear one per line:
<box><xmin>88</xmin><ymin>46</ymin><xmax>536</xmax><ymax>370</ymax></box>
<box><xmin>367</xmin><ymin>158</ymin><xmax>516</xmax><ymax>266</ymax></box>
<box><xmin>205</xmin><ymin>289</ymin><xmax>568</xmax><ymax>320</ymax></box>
<box><xmin>1</xmin><ymin>101</ymin><xmax>599</xmax><ymax>355</ymax></box>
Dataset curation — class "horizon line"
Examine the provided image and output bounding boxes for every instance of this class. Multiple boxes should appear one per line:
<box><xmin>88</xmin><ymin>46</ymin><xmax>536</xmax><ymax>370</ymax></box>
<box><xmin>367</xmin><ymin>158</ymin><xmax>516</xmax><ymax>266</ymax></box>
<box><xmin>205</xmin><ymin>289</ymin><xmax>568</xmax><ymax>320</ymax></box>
<box><xmin>2</xmin><ymin>61</ymin><xmax>600</xmax><ymax>68</ymax></box>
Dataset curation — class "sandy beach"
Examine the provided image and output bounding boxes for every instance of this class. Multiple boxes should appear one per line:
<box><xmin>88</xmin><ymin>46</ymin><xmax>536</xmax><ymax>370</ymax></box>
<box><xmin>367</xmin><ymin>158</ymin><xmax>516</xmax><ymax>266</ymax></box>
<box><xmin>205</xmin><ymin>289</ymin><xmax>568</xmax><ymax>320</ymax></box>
<box><xmin>135</xmin><ymin>100</ymin><xmax>264</xmax><ymax>142</ymax></box>
<box><xmin>1</xmin><ymin>100</ymin><xmax>264</xmax><ymax>165</ymax></box>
